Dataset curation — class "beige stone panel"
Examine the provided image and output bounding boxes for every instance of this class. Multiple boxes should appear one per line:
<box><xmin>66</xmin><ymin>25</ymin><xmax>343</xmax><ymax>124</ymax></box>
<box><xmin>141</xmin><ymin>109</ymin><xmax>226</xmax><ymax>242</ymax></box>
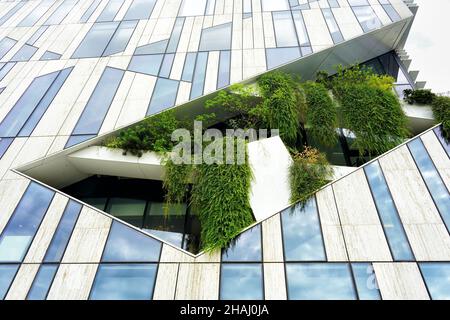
<box><xmin>47</xmin><ymin>264</ymin><xmax>98</xmax><ymax>300</ymax></box>
<box><xmin>175</xmin><ymin>263</ymin><xmax>220</xmax><ymax>300</ymax></box>
<box><xmin>153</xmin><ymin>263</ymin><xmax>179</xmax><ymax>300</ymax></box>
<box><xmin>262</xmin><ymin>214</ymin><xmax>284</xmax><ymax>262</ymax></box>
<box><xmin>5</xmin><ymin>264</ymin><xmax>40</xmax><ymax>300</ymax></box>
<box><xmin>373</xmin><ymin>263</ymin><xmax>429</xmax><ymax>300</ymax></box>
<box><xmin>263</xmin><ymin>263</ymin><xmax>287</xmax><ymax>300</ymax></box>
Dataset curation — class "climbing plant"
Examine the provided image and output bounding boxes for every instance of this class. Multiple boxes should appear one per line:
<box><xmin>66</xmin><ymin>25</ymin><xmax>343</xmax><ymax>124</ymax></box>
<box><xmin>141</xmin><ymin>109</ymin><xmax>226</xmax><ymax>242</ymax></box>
<box><xmin>302</xmin><ymin>81</ymin><xmax>338</xmax><ymax>147</ymax></box>
<box><xmin>432</xmin><ymin>96</ymin><xmax>450</xmax><ymax>139</ymax></box>
<box><xmin>289</xmin><ymin>147</ymin><xmax>333</xmax><ymax>204</ymax></box>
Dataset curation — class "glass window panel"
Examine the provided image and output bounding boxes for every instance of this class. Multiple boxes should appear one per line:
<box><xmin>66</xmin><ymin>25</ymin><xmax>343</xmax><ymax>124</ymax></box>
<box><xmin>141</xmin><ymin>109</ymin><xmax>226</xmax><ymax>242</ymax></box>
<box><xmin>106</xmin><ymin>198</ymin><xmax>146</xmax><ymax>227</ymax></box>
<box><xmin>273</xmin><ymin>11</ymin><xmax>298</xmax><ymax>47</ymax></box>
<box><xmin>220</xmin><ymin>264</ymin><xmax>263</xmax><ymax>300</ymax></box>
<box><xmin>65</xmin><ymin>134</ymin><xmax>96</xmax><ymax>148</ymax></box>
<box><xmin>18</xmin><ymin>0</ymin><xmax>55</xmax><ymax>27</ymax></box>
<box><xmin>181</xmin><ymin>52</ymin><xmax>197</xmax><ymax>81</ymax></box>
<box><xmin>43</xmin><ymin>200</ymin><xmax>82</xmax><ymax>263</ymax></box>
<box><xmin>382</xmin><ymin>4</ymin><xmax>401</xmax><ymax>22</ymax></box>
<box><xmin>27</xmin><ymin>26</ymin><xmax>48</xmax><ymax>45</ymax></box>
<box><xmin>0</xmin><ymin>2</ymin><xmax>26</xmax><ymax>26</ymax></box>
<box><xmin>72</xmin><ymin>22</ymin><xmax>119</xmax><ymax>59</ymax></box>
<box><xmin>352</xmin><ymin>6</ymin><xmax>382</xmax><ymax>32</ymax></box>
<box><xmin>434</xmin><ymin>126</ymin><xmax>450</xmax><ymax>157</ymax></box>
<box><xmin>44</xmin><ymin>0</ymin><xmax>78</xmax><ymax>25</ymax></box>
<box><xmin>408</xmin><ymin>138</ymin><xmax>450</xmax><ymax>231</ymax></box>
<box><xmin>199</xmin><ymin>23</ymin><xmax>232</xmax><ymax>51</ymax></box>
<box><xmin>10</xmin><ymin>44</ymin><xmax>38</xmax><ymax>62</ymax></box>
<box><xmin>90</xmin><ymin>264</ymin><xmax>157</xmax><ymax>300</ymax></box>
<box><xmin>0</xmin><ymin>264</ymin><xmax>19</xmax><ymax>299</ymax></box>
<box><xmin>190</xmin><ymin>52</ymin><xmax>208</xmax><ymax>99</ymax></box>
<box><xmin>167</xmin><ymin>18</ymin><xmax>185</xmax><ymax>53</ymax></box>
<box><xmin>179</xmin><ymin>0</ymin><xmax>207</xmax><ymax>16</ymax></box>
<box><xmin>351</xmin><ymin>263</ymin><xmax>381</xmax><ymax>300</ymax></box>
<box><xmin>364</xmin><ymin>161</ymin><xmax>414</xmax><ymax>261</ymax></box>
<box><xmin>281</xmin><ymin>198</ymin><xmax>326</xmax><ymax>261</ymax></box>
<box><xmin>0</xmin><ymin>62</ymin><xmax>15</xmax><ymax>82</ymax></box>
<box><xmin>322</xmin><ymin>8</ymin><xmax>344</xmax><ymax>44</ymax></box>
<box><xmin>124</xmin><ymin>0</ymin><xmax>157</xmax><ymax>20</ymax></box>
<box><xmin>26</xmin><ymin>264</ymin><xmax>58</xmax><ymax>300</ymax></box>
<box><xmin>217</xmin><ymin>50</ymin><xmax>231</xmax><ymax>89</ymax></box>
<box><xmin>96</xmin><ymin>0</ymin><xmax>125</xmax><ymax>22</ymax></box>
<box><xmin>159</xmin><ymin>54</ymin><xmax>175</xmax><ymax>78</ymax></box>
<box><xmin>128</xmin><ymin>54</ymin><xmax>164</xmax><ymax>76</ymax></box>
<box><xmin>80</xmin><ymin>0</ymin><xmax>102</xmax><ymax>23</ymax></box>
<box><xmin>40</xmin><ymin>51</ymin><xmax>62</xmax><ymax>61</ymax></box>
<box><xmin>0</xmin><ymin>37</ymin><xmax>17</xmax><ymax>59</ymax></box>
<box><xmin>147</xmin><ymin>78</ymin><xmax>179</xmax><ymax>115</ymax></box>
<box><xmin>266</xmin><ymin>47</ymin><xmax>301</xmax><ymax>70</ymax></box>
<box><xmin>103</xmin><ymin>20</ymin><xmax>138</xmax><ymax>56</ymax></box>
<box><xmin>292</xmin><ymin>10</ymin><xmax>310</xmax><ymax>47</ymax></box>
<box><xmin>420</xmin><ymin>263</ymin><xmax>450</xmax><ymax>300</ymax></box>
<box><xmin>262</xmin><ymin>0</ymin><xmax>290</xmax><ymax>11</ymax></box>
<box><xmin>328</xmin><ymin>0</ymin><xmax>339</xmax><ymax>8</ymax></box>
<box><xmin>102</xmin><ymin>221</ymin><xmax>162</xmax><ymax>262</ymax></box>
<box><xmin>0</xmin><ymin>138</ymin><xmax>13</xmax><ymax>159</ymax></box>
<box><xmin>0</xmin><ymin>70</ymin><xmax>59</xmax><ymax>138</ymax></box>
<box><xmin>134</xmin><ymin>40</ymin><xmax>168</xmax><ymax>55</ymax></box>
<box><xmin>222</xmin><ymin>225</ymin><xmax>261</xmax><ymax>262</ymax></box>
<box><xmin>19</xmin><ymin>67</ymin><xmax>73</xmax><ymax>137</ymax></box>
<box><xmin>72</xmin><ymin>67</ymin><xmax>124</xmax><ymax>135</ymax></box>
<box><xmin>80</xmin><ymin>197</ymin><xmax>107</xmax><ymax>210</ymax></box>
<box><xmin>286</xmin><ymin>263</ymin><xmax>357</xmax><ymax>300</ymax></box>
<box><xmin>144</xmin><ymin>202</ymin><xmax>186</xmax><ymax>248</ymax></box>
<box><xmin>0</xmin><ymin>183</ymin><xmax>54</xmax><ymax>262</ymax></box>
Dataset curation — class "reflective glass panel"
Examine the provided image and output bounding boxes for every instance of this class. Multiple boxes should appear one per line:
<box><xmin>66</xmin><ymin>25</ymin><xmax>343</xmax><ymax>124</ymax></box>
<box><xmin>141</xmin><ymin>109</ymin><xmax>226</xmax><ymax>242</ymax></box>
<box><xmin>72</xmin><ymin>22</ymin><xmax>119</xmax><ymax>58</ymax></box>
<box><xmin>352</xmin><ymin>6</ymin><xmax>382</xmax><ymax>32</ymax></box>
<box><xmin>266</xmin><ymin>47</ymin><xmax>301</xmax><ymax>69</ymax></box>
<box><xmin>322</xmin><ymin>8</ymin><xmax>344</xmax><ymax>44</ymax></box>
<box><xmin>382</xmin><ymin>4</ymin><xmax>401</xmax><ymax>22</ymax></box>
<box><xmin>190</xmin><ymin>52</ymin><xmax>208</xmax><ymax>99</ymax></box>
<box><xmin>44</xmin><ymin>200</ymin><xmax>82</xmax><ymax>263</ymax></box>
<box><xmin>128</xmin><ymin>54</ymin><xmax>164</xmax><ymax>76</ymax></box>
<box><xmin>0</xmin><ymin>37</ymin><xmax>17</xmax><ymax>59</ymax></box>
<box><xmin>0</xmin><ymin>264</ymin><xmax>19</xmax><ymax>299</ymax></box>
<box><xmin>148</xmin><ymin>78</ymin><xmax>179</xmax><ymax>115</ymax></box>
<box><xmin>124</xmin><ymin>0</ymin><xmax>157</xmax><ymax>20</ymax></box>
<box><xmin>103</xmin><ymin>20</ymin><xmax>138</xmax><ymax>56</ymax></box>
<box><xmin>281</xmin><ymin>198</ymin><xmax>326</xmax><ymax>261</ymax></box>
<box><xmin>292</xmin><ymin>10</ymin><xmax>310</xmax><ymax>47</ymax></box>
<box><xmin>217</xmin><ymin>51</ymin><xmax>231</xmax><ymax>88</ymax></box>
<box><xmin>181</xmin><ymin>52</ymin><xmax>197</xmax><ymax>81</ymax></box>
<box><xmin>90</xmin><ymin>264</ymin><xmax>157</xmax><ymax>300</ymax></box>
<box><xmin>434</xmin><ymin>126</ymin><xmax>450</xmax><ymax>156</ymax></box>
<box><xmin>220</xmin><ymin>264</ymin><xmax>263</xmax><ymax>300</ymax></box>
<box><xmin>364</xmin><ymin>161</ymin><xmax>414</xmax><ymax>261</ymax></box>
<box><xmin>0</xmin><ymin>183</ymin><xmax>54</xmax><ymax>262</ymax></box>
<box><xmin>80</xmin><ymin>0</ymin><xmax>102</xmax><ymax>23</ymax></box>
<box><xmin>273</xmin><ymin>11</ymin><xmax>298</xmax><ymax>47</ymax></box>
<box><xmin>96</xmin><ymin>0</ymin><xmax>125</xmax><ymax>22</ymax></box>
<box><xmin>408</xmin><ymin>138</ymin><xmax>450</xmax><ymax>231</ymax></box>
<box><xmin>11</xmin><ymin>44</ymin><xmax>38</xmax><ymax>62</ymax></box>
<box><xmin>351</xmin><ymin>263</ymin><xmax>381</xmax><ymax>300</ymax></box>
<box><xmin>222</xmin><ymin>225</ymin><xmax>261</xmax><ymax>262</ymax></box>
<box><xmin>420</xmin><ymin>263</ymin><xmax>450</xmax><ymax>300</ymax></box>
<box><xmin>0</xmin><ymin>2</ymin><xmax>26</xmax><ymax>26</ymax></box>
<box><xmin>102</xmin><ymin>221</ymin><xmax>162</xmax><ymax>262</ymax></box>
<box><xmin>199</xmin><ymin>23</ymin><xmax>232</xmax><ymax>51</ymax></box>
<box><xmin>18</xmin><ymin>0</ymin><xmax>55</xmax><ymax>27</ymax></box>
<box><xmin>286</xmin><ymin>263</ymin><xmax>357</xmax><ymax>300</ymax></box>
<box><xmin>44</xmin><ymin>0</ymin><xmax>78</xmax><ymax>25</ymax></box>
<box><xmin>26</xmin><ymin>264</ymin><xmax>58</xmax><ymax>300</ymax></box>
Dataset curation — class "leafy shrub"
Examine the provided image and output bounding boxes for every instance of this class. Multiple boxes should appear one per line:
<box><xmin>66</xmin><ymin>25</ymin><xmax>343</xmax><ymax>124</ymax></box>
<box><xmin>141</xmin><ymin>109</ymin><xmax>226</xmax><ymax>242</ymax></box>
<box><xmin>257</xmin><ymin>72</ymin><xmax>303</xmax><ymax>146</ymax></box>
<box><xmin>289</xmin><ymin>147</ymin><xmax>333</xmax><ymax>204</ymax></box>
<box><xmin>403</xmin><ymin>89</ymin><xmax>436</xmax><ymax>105</ymax></box>
<box><xmin>432</xmin><ymin>96</ymin><xmax>450</xmax><ymax>138</ymax></box>
<box><xmin>302</xmin><ymin>81</ymin><xmax>338</xmax><ymax>147</ymax></box>
<box><xmin>338</xmin><ymin>83</ymin><xmax>409</xmax><ymax>156</ymax></box>
<box><xmin>191</xmin><ymin>137</ymin><xmax>254</xmax><ymax>252</ymax></box>
<box><xmin>104</xmin><ymin>110</ymin><xmax>179</xmax><ymax>156</ymax></box>
<box><xmin>163</xmin><ymin>158</ymin><xmax>192</xmax><ymax>211</ymax></box>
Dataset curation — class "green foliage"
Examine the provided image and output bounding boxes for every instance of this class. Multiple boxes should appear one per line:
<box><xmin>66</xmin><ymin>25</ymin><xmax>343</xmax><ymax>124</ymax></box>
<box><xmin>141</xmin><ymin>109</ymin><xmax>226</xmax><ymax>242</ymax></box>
<box><xmin>289</xmin><ymin>147</ymin><xmax>333</xmax><ymax>204</ymax></box>
<box><xmin>302</xmin><ymin>81</ymin><xmax>338</xmax><ymax>147</ymax></box>
<box><xmin>104</xmin><ymin>110</ymin><xmax>179</xmax><ymax>156</ymax></box>
<box><xmin>315</xmin><ymin>70</ymin><xmax>331</xmax><ymax>89</ymax></box>
<box><xmin>338</xmin><ymin>83</ymin><xmax>409</xmax><ymax>156</ymax></box>
<box><xmin>403</xmin><ymin>89</ymin><xmax>436</xmax><ymax>105</ymax></box>
<box><xmin>191</xmin><ymin>137</ymin><xmax>254</xmax><ymax>252</ymax></box>
<box><xmin>163</xmin><ymin>158</ymin><xmax>192</xmax><ymax>212</ymax></box>
<box><xmin>432</xmin><ymin>96</ymin><xmax>450</xmax><ymax>138</ymax></box>
<box><xmin>257</xmin><ymin>71</ymin><xmax>303</xmax><ymax>146</ymax></box>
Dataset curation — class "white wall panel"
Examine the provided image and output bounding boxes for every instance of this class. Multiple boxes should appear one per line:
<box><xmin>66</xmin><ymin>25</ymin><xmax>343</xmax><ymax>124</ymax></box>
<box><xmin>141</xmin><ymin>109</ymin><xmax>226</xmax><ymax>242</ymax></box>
<box><xmin>153</xmin><ymin>263</ymin><xmax>179</xmax><ymax>300</ymax></box>
<box><xmin>302</xmin><ymin>9</ymin><xmax>334</xmax><ymax>52</ymax></box>
<box><xmin>175</xmin><ymin>263</ymin><xmax>220</xmax><ymax>300</ymax></box>
<box><xmin>262</xmin><ymin>215</ymin><xmax>284</xmax><ymax>262</ymax></box>
<box><xmin>47</xmin><ymin>264</ymin><xmax>98</xmax><ymax>300</ymax></box>
<box><xmin>264</xmin><ymin>263</ymin><xmax>287</xmax><ymax>300</ymax></box>
<box><xmin>5</xmin><ymin>264</ymin><xmax>40</xmax><ymax>300</ymax></box>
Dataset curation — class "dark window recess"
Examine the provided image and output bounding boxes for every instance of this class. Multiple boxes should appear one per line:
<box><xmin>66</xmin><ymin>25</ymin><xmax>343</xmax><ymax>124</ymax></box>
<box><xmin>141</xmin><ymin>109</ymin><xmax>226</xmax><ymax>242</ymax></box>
<box><xmin>62</xmin><ymin>175</ymin><xmax>200</xmax><ymax>254</ymax></box>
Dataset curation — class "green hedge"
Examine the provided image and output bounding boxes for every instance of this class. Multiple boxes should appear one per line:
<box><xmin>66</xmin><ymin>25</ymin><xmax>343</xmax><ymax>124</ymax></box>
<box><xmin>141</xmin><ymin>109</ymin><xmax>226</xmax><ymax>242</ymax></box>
<box><xmin>403</xmin><ymin>89</ymin><xmax>436</xmax><ymax>105</ymax></box>
<box><xmin>432</xmin><ymin>96</ymin><xmax>450</xmax><ymax>138</ymax></box>
<box><xmin>104</xmin><ymin>110</ymin><xmax>179</xmax><ymax>156</ymax></box>
<box><xmin>289</xmin><ymin>147</ymin><xmax>332</xmax><ymax>204</ymax></box>
<box><xmin>302</xmin><ymin>81</ymin><xmax>338</xmax><ymax>147</ymax></box>
<box><xmin>338</xmin><ymin>83</ymin><xmax>409</xmax><ymax>156</ymax></box>
<box><xmin>191</xmin><ymin>137</ymin><xmax>254</xmax><ymax>252</ymax></box>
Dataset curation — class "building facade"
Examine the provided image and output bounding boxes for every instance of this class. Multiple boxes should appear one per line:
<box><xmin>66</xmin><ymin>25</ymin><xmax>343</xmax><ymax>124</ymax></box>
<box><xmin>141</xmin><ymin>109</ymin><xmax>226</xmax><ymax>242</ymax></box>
<box><xmin>0</xmin><ymin>0</ymin><xmax>449</xmax><ymax>300</ymax></box>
